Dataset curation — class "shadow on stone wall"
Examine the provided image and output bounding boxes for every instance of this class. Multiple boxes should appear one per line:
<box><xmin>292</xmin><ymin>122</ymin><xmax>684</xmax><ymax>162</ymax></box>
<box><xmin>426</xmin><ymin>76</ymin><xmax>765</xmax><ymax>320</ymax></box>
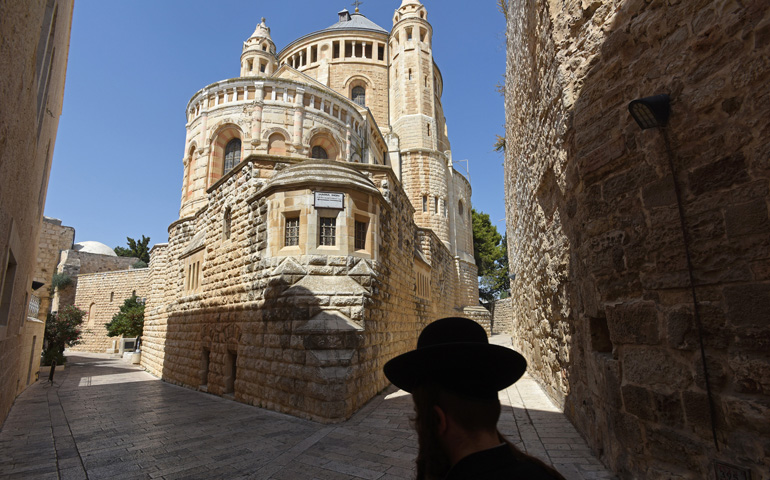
<box><xmin>161</xmin><ymin>277</ymin><xmax>367</xmax><ymax>423</ymax></box>
<box><xmin>506</xmin><ymin>0</ymin><xmax>769</xmax><ymax>478</ymax></box>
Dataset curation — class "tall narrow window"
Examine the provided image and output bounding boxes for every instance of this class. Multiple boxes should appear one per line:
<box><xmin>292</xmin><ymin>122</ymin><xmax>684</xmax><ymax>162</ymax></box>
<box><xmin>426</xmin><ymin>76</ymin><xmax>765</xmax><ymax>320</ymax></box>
<box><xmin>224</xmin><ymin>138</ymin><xmax>241</xmax><ymax>174</ymax></box>
<box><xmin>311</xmin><ymin>146</ymin><xmax>328</xmax><ymax>159</ymax></box>
<box><xmin>352</xmin><ymin>86</ymin><xmax>366</xmax><ymax>106</ymax></box>
<box><xmin>422</xmin><ymin>196</ymin><xmax>428</xmax><ymax>212</ymax></box>
<box><xmin>355</xmin><ymin>220</ymin><xmax>367</xmax><ymax>250</ymax></box>
<box><xmin>319</xmin><ymin>217</ymin><xmax>336</xmax><ymax>246</ymax></box>
<box><xmin>434</xmin><ymin>197</ymin><xmax>438</xmax><ymax>214</ymax></box>
<box><xmin>223</xmin><ymin>207</ymin><xmax>232</xmax><ymax>240</ymax></box>
<box><xmin>0</xmin><ymin>250</ymin><xmax>17</xmax><ymax>327</ymax></box>
<box><xmin>285</xmin><ymin>217</ymin><xmax>299</xmax><ymax>246</ymax></box>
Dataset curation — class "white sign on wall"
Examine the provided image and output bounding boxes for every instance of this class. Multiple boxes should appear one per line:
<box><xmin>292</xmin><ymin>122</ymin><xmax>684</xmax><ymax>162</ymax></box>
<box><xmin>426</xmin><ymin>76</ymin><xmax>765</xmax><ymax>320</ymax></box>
<box><xmin>314</xmin><ymin>192</ymin><xmax>344</xmax><ymax>209</ymax></box>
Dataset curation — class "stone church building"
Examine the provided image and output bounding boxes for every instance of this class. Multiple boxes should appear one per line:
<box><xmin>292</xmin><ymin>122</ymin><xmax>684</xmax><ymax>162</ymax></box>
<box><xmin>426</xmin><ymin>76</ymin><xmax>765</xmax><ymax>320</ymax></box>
<box><xmin>141</xmin><ymin>0</ymin><xmax>486</xmax><ymax>422</ymax></box>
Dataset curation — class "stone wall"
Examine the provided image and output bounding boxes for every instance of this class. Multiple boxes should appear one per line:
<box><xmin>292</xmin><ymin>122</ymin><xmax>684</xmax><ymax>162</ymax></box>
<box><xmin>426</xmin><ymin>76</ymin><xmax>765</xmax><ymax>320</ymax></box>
<box><xmin>51</xmin><ymin>250</ymin><xmax>139</xmax><ymax>312</ymax></box>
<box><xmin>504</xmin><ymin>0</ymin><xmax>769</xmax><ymax>478</ymax></box>
<box><xmin>32</xmin><ymin>217</ymin><xmax>75</xmax><ymax>321</ymax></box>
<box><xmin>70</xmin><ymin>269</ymin><xmax>150</xmax><ymax>353</ymax></box>
<box><xmin>491</xmin><ymin>297</ymin><xmax>512</xmax><ymax>335</ymax></box>
<box><xmin>143</xmin><ymin>157</ymin><xmax>480</xmax><ymax>422</ymax></box>
<box><xmin>0</xmin><ymin>0</ymin><xmax>73</xmax><ymax>427</ymax></box>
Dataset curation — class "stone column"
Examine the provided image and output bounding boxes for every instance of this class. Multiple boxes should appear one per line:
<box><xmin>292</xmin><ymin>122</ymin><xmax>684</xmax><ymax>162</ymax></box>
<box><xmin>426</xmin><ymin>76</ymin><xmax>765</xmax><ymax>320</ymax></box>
<box><xmin>345</xmin><ymin>122</ymin><xmax>352</xmax><ymax>161</ymax></box>
<box><xmin>251</xmin><ymin>82</ymin><xmax>264</xmax><ymax>146</ymax></box>
<box><xmin>293</xmin><ymin>87</ymin><xmax>305</xmax><ymax>150</ymax></box>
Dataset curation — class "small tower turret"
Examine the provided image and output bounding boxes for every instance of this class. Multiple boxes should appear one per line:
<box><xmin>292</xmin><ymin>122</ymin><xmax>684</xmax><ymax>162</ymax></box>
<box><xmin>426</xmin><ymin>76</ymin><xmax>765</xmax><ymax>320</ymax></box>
<box><xmin>390</xmin><ymin>0</ymin><xmax>433</xmax><ymax>123</ymax></box>
<box><xmin>241</xmin><ymin>17</ymin><xmax>278</xmax><ymax>77</ymax></box>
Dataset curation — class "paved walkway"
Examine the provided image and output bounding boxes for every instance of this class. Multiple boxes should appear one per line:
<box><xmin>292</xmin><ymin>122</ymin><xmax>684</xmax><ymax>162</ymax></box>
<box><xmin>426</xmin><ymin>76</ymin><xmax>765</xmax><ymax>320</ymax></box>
<box><xmin>0</xmin><ymin>338</ymin><xmax>616</xmax><ymax>480</ymax></box>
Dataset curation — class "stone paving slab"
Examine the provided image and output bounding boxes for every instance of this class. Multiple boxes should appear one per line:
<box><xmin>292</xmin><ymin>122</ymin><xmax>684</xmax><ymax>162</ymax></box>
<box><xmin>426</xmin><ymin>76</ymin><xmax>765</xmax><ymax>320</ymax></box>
<box><xmin>0</xmin><ymin>338</ymin><xmax>617</xmax><ymax>479</ymax></box>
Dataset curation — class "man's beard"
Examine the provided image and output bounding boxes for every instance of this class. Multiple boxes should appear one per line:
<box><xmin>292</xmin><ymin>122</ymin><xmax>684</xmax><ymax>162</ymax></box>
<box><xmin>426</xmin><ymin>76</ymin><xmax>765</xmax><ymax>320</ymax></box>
<box><xmin>413</xmin><ymin>389</ymin><xmax>451</xmax><ymax>480</ymax></box>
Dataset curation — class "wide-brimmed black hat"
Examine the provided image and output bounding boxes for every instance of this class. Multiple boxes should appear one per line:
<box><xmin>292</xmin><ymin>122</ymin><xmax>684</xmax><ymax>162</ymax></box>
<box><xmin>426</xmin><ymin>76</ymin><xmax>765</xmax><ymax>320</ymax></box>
<box><xmin>383</xmin><ymin>317</ymin><xmax>527</xmax><ymax>399</ymax></box>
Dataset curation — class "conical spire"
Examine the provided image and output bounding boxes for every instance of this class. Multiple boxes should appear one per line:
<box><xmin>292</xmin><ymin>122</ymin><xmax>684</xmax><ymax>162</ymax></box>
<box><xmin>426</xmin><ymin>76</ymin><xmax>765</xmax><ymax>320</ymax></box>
<box><xmin>241</xmin><ymin>16</ymin><xmax>277</xmax><ymax>77</ymax></box>
<box><xmin>394</xmin><ymin>0</ymin><xmax>427</xmax><ymax>23</ymax></box>
<box><xmin>249</xmin><ymin>17</ymin><xmax>272</xmax><ymax>41</ymax></box>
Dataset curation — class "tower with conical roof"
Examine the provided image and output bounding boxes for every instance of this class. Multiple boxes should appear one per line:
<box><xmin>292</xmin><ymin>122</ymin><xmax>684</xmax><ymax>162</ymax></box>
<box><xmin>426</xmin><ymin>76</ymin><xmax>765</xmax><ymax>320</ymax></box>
<box><xmin>241</xmin><ymin>18</ymin><xmax>278</xmax><ymax>77</ymax></box>
<box><xmin>389</xmin><ymin>0</ymin><xmax>472</xmax><ymax>268</ymax></box>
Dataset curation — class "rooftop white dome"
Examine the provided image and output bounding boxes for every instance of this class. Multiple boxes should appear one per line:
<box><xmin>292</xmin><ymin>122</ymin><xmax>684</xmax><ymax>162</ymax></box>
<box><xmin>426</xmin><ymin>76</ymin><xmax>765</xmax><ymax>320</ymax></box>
<box><xmin>73</xmin><ymin>241</ymin><xmax>117</xmax><ymax>257</ymax></box>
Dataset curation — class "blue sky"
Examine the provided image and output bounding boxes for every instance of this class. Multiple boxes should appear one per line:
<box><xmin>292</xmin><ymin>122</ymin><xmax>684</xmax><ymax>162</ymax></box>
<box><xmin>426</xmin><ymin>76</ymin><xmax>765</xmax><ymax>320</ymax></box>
<box><xmin>45</xmin><ymin>0</ymin><xmax>508</xmax><ymax>250</ymax></box>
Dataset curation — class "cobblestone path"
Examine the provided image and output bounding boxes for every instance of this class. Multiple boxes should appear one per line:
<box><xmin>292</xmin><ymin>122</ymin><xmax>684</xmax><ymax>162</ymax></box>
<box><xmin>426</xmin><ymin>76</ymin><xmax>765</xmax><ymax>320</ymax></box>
<box><xmin>0</xmin><ymin>338</ymin><xmax>616</xmax><ymax>479</ymax></box>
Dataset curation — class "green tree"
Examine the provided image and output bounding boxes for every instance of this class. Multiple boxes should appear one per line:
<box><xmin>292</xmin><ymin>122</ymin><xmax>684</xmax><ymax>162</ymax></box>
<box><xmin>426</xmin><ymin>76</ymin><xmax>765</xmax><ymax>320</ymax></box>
<box><xmin>472</xmin><ymin>209</ymin><xmax>509</xmax><ymax>303</ymax></box>
<box><xmin>105</xmin><ymin>295</ymin><xmax>144</xmax><ymax>338</ymax></box>
<box><xmin>114</xmin><ymin>235</ymin><xmax>151</xmax><ymax>263</ymax></box>
<box><xmin>42</xmin><ymin>305</ymin><xmax>85</xmax><ymax>365</ymax></box>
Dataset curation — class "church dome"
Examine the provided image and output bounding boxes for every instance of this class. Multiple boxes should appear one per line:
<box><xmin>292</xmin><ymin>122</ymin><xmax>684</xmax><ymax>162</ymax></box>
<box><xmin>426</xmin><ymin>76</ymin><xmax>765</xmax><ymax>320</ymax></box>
<box><xmin>321</xmin><ymin>11</ymin><xmax>388</xmax><ymax>34</ymax></box>
<box><xmin>73</xmin><ymin>241</ymin><xmax>117</xmax><ymax>256</ymax></box>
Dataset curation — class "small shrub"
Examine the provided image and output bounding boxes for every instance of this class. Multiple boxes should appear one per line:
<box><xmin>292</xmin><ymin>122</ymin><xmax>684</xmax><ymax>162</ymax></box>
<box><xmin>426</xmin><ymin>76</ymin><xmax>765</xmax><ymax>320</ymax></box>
<box><xmin>51</xmin><ymin>272</ymin><xmax>72</xmax><ymax>290</ymax></box>
<box><xmin>131</xmin><ymin>260</ymin><xmax>148</xmax><ymax>269</ymax></box>
<box><xmin>42</xmin><ymin>305</ymin><xmax>85</xmax><ymax>366</ymax></box>
<box><xmin>105</xmin><ymin>295</ymin><xmax>144</xmax><ymax>338</ymax></box>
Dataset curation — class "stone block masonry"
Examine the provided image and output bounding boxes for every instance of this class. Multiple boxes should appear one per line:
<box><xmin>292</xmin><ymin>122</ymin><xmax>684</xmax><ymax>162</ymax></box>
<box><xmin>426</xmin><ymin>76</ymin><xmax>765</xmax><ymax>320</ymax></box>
<box><xmin>491</xmin><ymin>297</ymin><xmax>512</xmax><ymax>335</ymax></box>
<box><xmin>503</xmin><ymin>0</ymin><xmax>770</xmax><ymax>479</ymax></box>
<box><xmin>32</xmin><ymin>218</ymin><xmax>75</xmax><ymax>322</ymax></box>
<box><xmin>70</xmin><ymin>268</ymin><xmax>149</xmax><ymax>353</ymax></box>
<box><xmin>0</xmin><ymin>0</ymin><xmax>74</xmax><ymax>428</ymax></box>
<box><xmin>142</xmin><ymin>157</ymin><xmax>482</xmax><ymax>423</ymax></box>
<box><xmin>143</xmin><ymin>2</ymin><xmax>487</xmax><ymax>426</ymax></box>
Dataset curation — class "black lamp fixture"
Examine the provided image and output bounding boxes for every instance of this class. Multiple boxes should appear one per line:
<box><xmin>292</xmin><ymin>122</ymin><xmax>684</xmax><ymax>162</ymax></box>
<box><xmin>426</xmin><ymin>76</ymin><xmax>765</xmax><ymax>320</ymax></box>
<box><xmin>628</xmin><ymin>94</ymin><xmax>670</xmax><ymax>129</ymax></box>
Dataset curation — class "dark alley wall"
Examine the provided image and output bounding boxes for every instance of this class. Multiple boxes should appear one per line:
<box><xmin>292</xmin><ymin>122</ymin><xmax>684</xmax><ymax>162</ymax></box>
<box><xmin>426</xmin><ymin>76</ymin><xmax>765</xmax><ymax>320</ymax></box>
<box><xmin>504</xmin><ymin>0</ymin><xmax>769</xmax><ymax>478</ymax></box>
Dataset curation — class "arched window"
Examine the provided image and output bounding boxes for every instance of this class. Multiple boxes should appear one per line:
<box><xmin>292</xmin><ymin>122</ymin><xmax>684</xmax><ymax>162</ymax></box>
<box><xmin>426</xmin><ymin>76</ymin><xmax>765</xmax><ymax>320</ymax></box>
<box><xmin>309</xmin><ymin>134</ymin><xmax>338</xmax><ymax>161</ymax></box>
<box><xmin>458</xmin><ymin>200</ymin><xmax>464</xmax><ymax>219</ymax></box>
<box><xmin>311</xmin><ymin>146</ymin><xmax>328</xmax><ymax>159</ymax></box>
<box><xmin>267</xmin><ymin>133</ymin><xmax>287</xmax><ymax>155</ymax></box>
<box><xmin>352</xmin><ymin>86</ymin><xmax>365</xmax><ymax>106</ymax></box>
<box><xmin>224</xmin><ymin>139</ymin><xmax>241</xmax><ymax>174</ymax></box>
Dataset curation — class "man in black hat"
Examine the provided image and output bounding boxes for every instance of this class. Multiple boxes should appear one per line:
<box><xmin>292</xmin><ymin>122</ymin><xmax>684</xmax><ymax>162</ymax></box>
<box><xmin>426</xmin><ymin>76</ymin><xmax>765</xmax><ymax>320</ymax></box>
<box><xmin>384</xmin><ymin>317</ymin><xmax>565</xmax><ymax>480</ymax></box>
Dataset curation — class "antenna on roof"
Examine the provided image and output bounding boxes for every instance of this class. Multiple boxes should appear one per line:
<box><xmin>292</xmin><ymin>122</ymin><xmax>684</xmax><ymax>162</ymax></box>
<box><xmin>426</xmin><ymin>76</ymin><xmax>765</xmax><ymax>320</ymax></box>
<box><xmin>352</xmin><ymin>0</ymin><xmax>363</xmax><ymax>13</ymax></box>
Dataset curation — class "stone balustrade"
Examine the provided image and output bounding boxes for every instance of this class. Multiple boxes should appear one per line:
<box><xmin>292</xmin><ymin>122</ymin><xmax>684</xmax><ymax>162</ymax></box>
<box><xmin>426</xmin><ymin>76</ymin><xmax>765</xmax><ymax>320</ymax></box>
<box><xmin>186</xmin><ymin>78</ymin><xmax>366</xmax><ymax>137</ymax></box>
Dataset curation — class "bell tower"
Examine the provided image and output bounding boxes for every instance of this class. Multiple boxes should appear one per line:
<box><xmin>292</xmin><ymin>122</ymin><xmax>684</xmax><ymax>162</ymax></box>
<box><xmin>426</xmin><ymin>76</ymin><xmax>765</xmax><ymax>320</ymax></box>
<box><xmin>241</xmin><ymin>18</ymin><xmax>278</xmax><ymax>77</ymax></box>
<box><xmin>389</xmin><ymin>0</ymin><xmax>460</xmax><ymax>252</ymax></box>
<box><xmin>389</xmin><ymin>0</ymin><xmax>434</xmax><ymax>128</ymax></box>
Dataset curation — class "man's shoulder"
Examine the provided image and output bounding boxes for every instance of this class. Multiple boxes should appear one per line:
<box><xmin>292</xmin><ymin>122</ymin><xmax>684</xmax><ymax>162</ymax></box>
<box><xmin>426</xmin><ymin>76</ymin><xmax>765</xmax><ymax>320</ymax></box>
<box><xmin>446</xmin><ymin>444</ymin><xmax>565</xmax><ymax>479</ymax></box>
